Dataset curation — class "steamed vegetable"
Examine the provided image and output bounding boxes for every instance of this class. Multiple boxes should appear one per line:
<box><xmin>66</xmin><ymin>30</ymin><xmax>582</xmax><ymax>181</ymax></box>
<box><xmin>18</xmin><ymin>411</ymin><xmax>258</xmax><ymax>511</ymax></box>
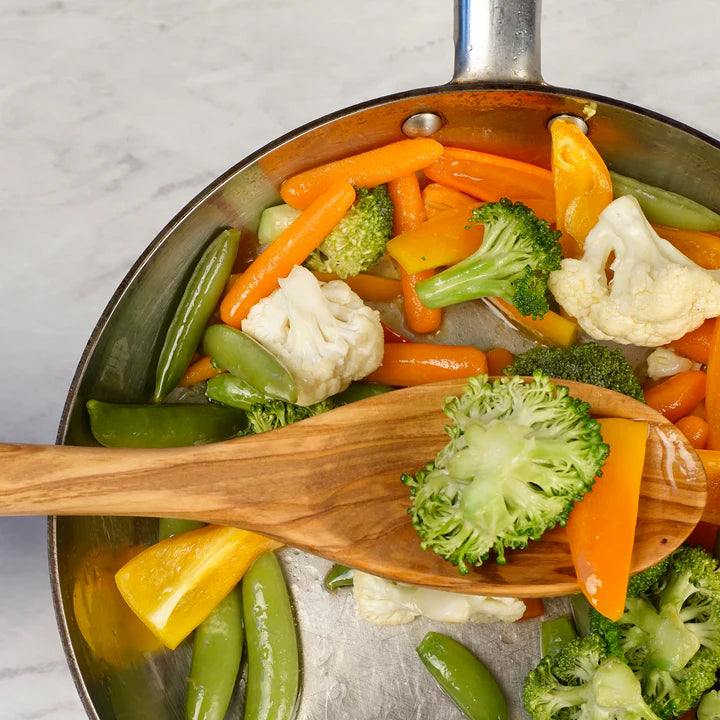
<box><xmin>506</xmin><ymin>342</ymin><xmax>645</xmax><ymax>402</ymax></box>
<box><xmin>352</xmin><ymin>570</ymin><xmax>526</xmax><ymax>626</ymax></box>
<box><xmin>304</xmin><ymin>185</ymin><xmax>394</xmax><ymax>278</ymax></box>
<box><xmin>402</xmin><ymin>373</ymin><xmax>609</xmax><ymax>572</ymax></box>
<box><xmin>415</xmin><ymin>199</ymin><xmax>563</xmax><ymax>319</ymax></box>
<box><xmin>549</xmin><ymin>195</ymin><xmax>720</xmax><ymax>346</ymax></box>
<box><xmin>241</xmin><ymin>265</ymin><xmax>383</xmax><ymax>405</ymax></box>
<box><xmin>698</xmin><ymin>690</ymin><xmax>720</xmax><ymax>720</ymax></box>
<box><xmin>643</xmin><ymin>369</ymin><xmax>707</xmax><ymax>422</ymax></box>
<box><xmin>646</xmin><ymin>347</ymin><xmax>696</xmax><ymax>381</ymax></box>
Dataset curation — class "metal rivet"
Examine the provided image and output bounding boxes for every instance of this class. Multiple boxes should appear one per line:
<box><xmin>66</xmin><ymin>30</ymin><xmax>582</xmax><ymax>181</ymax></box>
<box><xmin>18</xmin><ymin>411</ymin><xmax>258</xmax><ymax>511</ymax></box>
<box><xmin>401</xmin><ymin>112</ymin><xmax>444</xmax><ymax>138</ymax></box>
<box><xmin>546</xmin><ymin>114</ymin><xmax>589</xmax><ymax>134</ymax></box>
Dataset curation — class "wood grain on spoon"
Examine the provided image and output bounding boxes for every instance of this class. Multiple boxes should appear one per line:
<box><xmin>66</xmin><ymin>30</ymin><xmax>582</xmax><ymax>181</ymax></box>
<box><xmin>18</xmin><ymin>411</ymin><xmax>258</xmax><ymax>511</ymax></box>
<box><xmin>0</xmin><ymin>379</ymin><xmax>707</xmax><ymax>597</ymax></box>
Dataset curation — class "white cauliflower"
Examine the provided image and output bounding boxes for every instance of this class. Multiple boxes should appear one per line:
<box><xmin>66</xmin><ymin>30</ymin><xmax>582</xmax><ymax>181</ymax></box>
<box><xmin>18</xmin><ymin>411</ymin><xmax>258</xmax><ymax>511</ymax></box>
<box><xmin>241</xmin><ymin>265</ymin><xmax>383</xmax><ymax>405</ymax></box>
<box><xmin>548</xmin><ymin>195</ymin><xmax>720</xmax><ymax>346</ymax></box>
<box><xmin>646</xmin><ymin>347</ymin><xmax>697</xmax><ymax>381</ymax></box>
<box><xmin>352</xmin><ymin>570</ymin><xmax>527</xmax><ymax>626</ymax></box>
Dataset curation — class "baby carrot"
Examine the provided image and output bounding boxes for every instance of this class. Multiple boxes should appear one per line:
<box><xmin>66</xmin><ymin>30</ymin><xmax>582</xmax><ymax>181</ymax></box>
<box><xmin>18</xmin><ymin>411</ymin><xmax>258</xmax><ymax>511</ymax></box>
<box><xmin>653</xmin><ymin>224</ymin><xmax>720</xmax><ymax>270</ymax></box>
<box><xmin>643</xmin><ymin>369</ymin><xmax>707</xmax><ymax>423</ymax></box>
<box><xmin>310</xmin><ymin>271</ymin><xmax>401</xmax><ymax>302</ymax></box>
<box><xmin>486</xmin><ymin>347</ymin><xmax>515</xmax><ymax>376</ymax></box>
<box><xmin>388</xmin><ymin>175</ymin><xmax>442</xmax><ymax>334</ymax></box>
<box><xmin>423</xmin><ymin>147</ymin><xmax>554</xmax><ymax>205</ymax></box>
<box><xmin>422</xmin><ymin>182</ymin><xmax>476</xmax><ymax>218</ymax></box>
<box><xmin>706</xmin><ymin>318</ymin><xmax>720</xmax><ymax>449</ymax></box>
<box><xmin>280</xmin><ymin>139</ymin><xmax>444</xmax><ymax>209</ymax></box>
<box><xmin>675</xmin><ymin>415</ymin><xmax>710</xmax><ymax>449</ymax></box>
<box><xmin>565</xmin><ymin>418</ymin><xmax>648</xmax><ymax>621</ymax></box>
<box><xmin>669</xmin><ymin>317</ymin><xmax>715</xmax><ymax>365</ymax></box>
<box><xmin>220</xmin><ymin>182</ymin><xmax>356</xmax><ymax>327</ymax></box>
<box><xmin>364</xmin><ymin>343</ymin><xmax>488</xmax><ymax>386</ymax></box>
<box><xmin>178</xmin><ymin>356</ymin><xmax>222</xmax><ymax>387</ymax></box>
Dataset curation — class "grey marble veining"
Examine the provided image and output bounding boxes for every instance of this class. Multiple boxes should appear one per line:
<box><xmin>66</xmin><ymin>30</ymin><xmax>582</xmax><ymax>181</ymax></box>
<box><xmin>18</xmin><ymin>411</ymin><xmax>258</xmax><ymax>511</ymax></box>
<box><xmin>1</xmin><ymin>1</ymin><xmax>719</xmax><ymax>718</ymax></box>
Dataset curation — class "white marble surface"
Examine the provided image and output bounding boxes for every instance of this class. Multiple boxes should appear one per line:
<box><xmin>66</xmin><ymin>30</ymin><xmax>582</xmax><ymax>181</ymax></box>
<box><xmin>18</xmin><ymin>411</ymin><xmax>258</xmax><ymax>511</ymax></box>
<box><xmin>1</xmin><ymin>1</ymin><xmax>719</xmax><ymax>717</ymax></box>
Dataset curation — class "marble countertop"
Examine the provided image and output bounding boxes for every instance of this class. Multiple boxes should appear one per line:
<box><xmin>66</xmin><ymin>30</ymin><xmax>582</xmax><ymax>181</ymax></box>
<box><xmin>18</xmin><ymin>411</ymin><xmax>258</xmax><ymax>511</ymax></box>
<box><xmin>1</xmin><ymin>1</ymin><xmax>719</xmax><ymax>717</ymax></box>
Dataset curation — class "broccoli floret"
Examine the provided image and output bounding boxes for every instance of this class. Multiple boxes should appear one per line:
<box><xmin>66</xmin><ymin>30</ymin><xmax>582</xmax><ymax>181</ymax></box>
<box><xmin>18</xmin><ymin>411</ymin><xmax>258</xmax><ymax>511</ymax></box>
<box><xmin>698</xmin><ymin>689</ymin><xmax>720</xmax><ymax>720</ymax></box>
<box><xmin>402</xmin><ymin>372</ymin><xmax>609</xmax><ymax>573</ymax></box>
<box><xmin>507</xmin><ymin>343</ymin><xmax>645</xmax><ymax>402</ymax></box>
<box><xmin>241</xmin><ymin>397</ymin><xmax>337</xmax><ymax>435</ymax></box>
<box><xmin>590</xmin><ymin>546</ymin><xmax>720</xmax><ymax>719</ymax></box>
<box><xmin>304</xmin><ymin>185</ymin><xmax>394</xmax><ymax>278</ymax></box>
<box><xmin>414</xmin><ymin>198</ymin><xmax>563</xmax><ymax>318</ymax></box>
<box><xmin>523</xmin><ymin>634</ymin><xmax>663</xmax><ymax>720</ymax></box>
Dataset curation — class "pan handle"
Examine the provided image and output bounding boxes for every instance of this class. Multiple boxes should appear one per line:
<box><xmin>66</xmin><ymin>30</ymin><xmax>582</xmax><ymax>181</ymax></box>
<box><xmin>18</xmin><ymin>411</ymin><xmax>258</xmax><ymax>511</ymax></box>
<box><xmin>452</xmin><ymin>0</ymin><xmax>543</xmax><ymax>84</ymax></box>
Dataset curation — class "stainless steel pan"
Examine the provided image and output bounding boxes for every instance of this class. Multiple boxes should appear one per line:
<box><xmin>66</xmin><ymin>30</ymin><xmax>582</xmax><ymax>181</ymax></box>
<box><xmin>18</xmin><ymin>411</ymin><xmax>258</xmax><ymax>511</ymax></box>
<box><xmin>50</xmin><ymin>1</ymin><xmax>720</xmax><ymax>718</ymax></box>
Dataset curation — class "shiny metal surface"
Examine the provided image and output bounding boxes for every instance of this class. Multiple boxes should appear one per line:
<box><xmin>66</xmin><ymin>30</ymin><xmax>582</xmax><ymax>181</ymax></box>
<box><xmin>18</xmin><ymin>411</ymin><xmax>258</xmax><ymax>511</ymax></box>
<box><xmin>49</xmin><ymin>2</ymin><xmax>720</xmax><ymax>719</ymax></box>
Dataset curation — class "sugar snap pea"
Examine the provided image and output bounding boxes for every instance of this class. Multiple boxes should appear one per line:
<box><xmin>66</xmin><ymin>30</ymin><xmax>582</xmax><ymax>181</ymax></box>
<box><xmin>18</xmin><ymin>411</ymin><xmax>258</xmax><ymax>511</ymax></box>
<box><xmin>324</xmin><ymin>564</ymin><xmax>354</xmax><ymax>591</ymax></box>
<box><xmin>206</xmin><ymin>374</ymin><xmax>267</xmax><ymax>410</ymax></box>
<box><xmin>333</xmin><ymin>381</ymin><xmax>394</xmax><ymax>405</ymax></box>
<box><xmin>610</xmin><ymin>170</ymin><xmax>720</xmax><ymax>231</ymax></box>
<box><xmin>416</xmin><ymin>631</ymin><xmax>507</xmax><ymax>720</ymax></box>
<box><xmin>86</xmin><ymin>400</ymin><xmax>246</xmax><ymax>448</ymax></box>
<box><xmin>242</xmin><ymin>552</ymin><xmax>299</xmax><ymax>720</ymax></box>
<box><xmin>186</xmin><ymin>587</ymin><xmax>243</xmax><ymax>720</ymax></box>
<box><xmin>158</xmin><ymin>518</ymin><xmax>204</xmax><ymax>541</ymax></box>
<box><xmin>569</xmin><ymin>593</ymin><xmax>593</xmax><ymax>637</ymax></box>
<box><xmin>154</xmin><ymin>229</ymin><xmax>240</xmax><ymax>402</ymax></box>
<box><xmin>202</xmin><ymin>325</ymin><xmax>297</xmax><ymax>404</ymax></box>
<box><xmin>541</xmin><ymin>615</ymin><xmax>578</xmax><ymax>658</ymax></box>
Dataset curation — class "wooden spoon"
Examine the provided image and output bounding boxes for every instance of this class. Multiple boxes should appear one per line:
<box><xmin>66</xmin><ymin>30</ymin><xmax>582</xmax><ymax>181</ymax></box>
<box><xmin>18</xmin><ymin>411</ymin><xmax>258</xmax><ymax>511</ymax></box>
<box><xmin>0</xmin><ymin>379</ymin><xmax>707</xmax><ymax>597</ymax></box>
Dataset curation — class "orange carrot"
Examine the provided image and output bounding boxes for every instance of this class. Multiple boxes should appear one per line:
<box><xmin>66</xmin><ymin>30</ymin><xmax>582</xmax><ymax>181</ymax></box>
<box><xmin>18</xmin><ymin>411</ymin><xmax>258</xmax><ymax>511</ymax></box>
<box><xmin>364</xmin><ymin>343</ymin><xmax>488</xmax><ymax>386</ymax></box>
<box><xmin>279</xmin><ymin>139</ymin><xmax>444</xmax><ymax>209</ymax></box>
<box><xmin>388</xmin><ymin>175</ymin><xmax>442</xmax><ymax>334</ymax></box>
<box><xmin>486</xmin><ymin>347</ymin><xmax>515</xmax><ymax>376</ymax></box>
<box><xmin>669</xmin><ymin>318</ymin><xmax>715</xmax><ymax>365</ymax></box>
<box><xmin>643</xmin><ymin>370</ymin><xmax>707</xmax><ymax>423</ymax></box>
<box><xmin>220</xmin><ymin>182</ymin><xmax>356</xmax><ymax>327</ymax></box>
<box><xmin>422</xmin><ymin>182</ymin><xmax>477</xmax><ymax>218</ymax></box>
<box><xmin>686</xmin><ymin>520</ymin><xmax>719</xmax><ymax>553</ymax></box>
<box><xmin>518</xmin><ymin>598</ymin><xmax>545</xmax><ymax>621</ymax></box>
<box><xmin>675</xmin><ymin>415</ymin><xmax>710</xmax><ymax>449</ymax></box>
<box><xmin>706</xmin><ymin>318</ymin><xmax>720</xmax><ymax>449</ymax></box>
<box><xmin>565</xmin><ymin>418</ymin><xmax>649</xmax><ymax>620</ymax></box>
<box><xmin>698</xmin><ymin>449</ymin><xmax>720</xmax><ymax>525</ymax></box>
<box><xmin>489</xmin><ymin>297</ymin><xmax>578</xmax><ymax>348</ymax></box>
<box><xmin>653</xmin><ymin>224</ymin><xmax>720</xmax><ymax>270</ymax></box>
<box><xmin>310</xmin><ymin>271</ymin><xmax>402</xmax><ymax>302</ymax></box>
<box><xmin>550</xmin><ymin>119</ymin><xmax>613</xmax><ymax>258</ymax></box>
<box><xmin>178</xmin><ymin>356</ymin><xmax>222</xmax><ymax>387</ymax></box>
<box><xmin>385</xmin><ymin>205</ymin><xmax>483</xmax><ymax>274</ymax></box>
<box><xmin>423</xmin><ymin>147</ymin><xmax>554</xmax><ymax>209</ymax></box>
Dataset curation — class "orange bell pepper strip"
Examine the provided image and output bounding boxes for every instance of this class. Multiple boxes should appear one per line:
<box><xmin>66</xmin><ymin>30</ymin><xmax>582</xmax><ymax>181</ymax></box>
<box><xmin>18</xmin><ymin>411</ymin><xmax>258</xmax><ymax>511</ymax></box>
<box><xmin>653</xmin><ymin>224</ymin><xmax>720</xmax><ymax>270</ymax></box>
<box><xmin>310</xmin><ymin>271</ymin><xmax>401</xmax><ymax>302</ymax></box>
<box><xmin>705</xmin><ymin>318</ymin><xmax>720</xmax><ymax>449</ymax></box>
<box><xmin>423</xmin><ymin>147</ymin><xmax>554</xmax><ymax>206</ymax></box>
<box><xmin>488</xmin><ymin>297</ymin><xmax>578</xmax><ymax>348</ymax></box>
<box><xmin>518</xmin><ymin>598</ymin><xmax>545</xmax><ymax>620</ymax></box>
<box><xmin>486</xmin><ymin>348</ymin><xmax>515</xmax><ymax>376</ymax></box>
<box><xmin>178</xmin><ymin>355</ymin><xmax>223</xmax><ymax>387</ymax></box>
<box><xmin>221</xmin><ymin>182</ymin><xmax>356</xmax><ymax>327</ymax></box>
<box><xmin>668</xmin><ymin>318</ymin><xmax>715</xmax><ymax>365</ymax></box>
<box><xmin>698</xmin><ymin>449</ymin><xmax>720</xmax><ymax>525</ymax></box>
<box><xmin>385</xmin><ymin>205</ymin><xmax>483</xmax><ymax>274</ymax></box>
<box><xmin>422</xmin><ymin>182</ymin><xmax>477</xmax><ymax>218</ymax></box>
<box><xmin>279</xmin><ymin>138</ymin><xmax>444</xmax><ymax>209</ymax></box>
<box><xmin>565</xmin><ymin>418</ymin><xmax>649</xmax><ymax>620</ymax></box>
<box><xmin>364</xmin><ymin>343</ymin><xmax>488</xmax><ymax>386</ymax></box>
<box><xmin>686</xmin><ymin>520</ymin><xmax>719</xmax><ymax>554</ymax></box>
<box><xmin>550</xmin><ymin>119</ymin><xmax>613</xmax><ymax>259</ymax></box>
<box><xmin>675</xmin><ymin>415</ymin><xmax>710</xmax><ymax>450</ymax></box>
<box><xmin>388</xmin><ymin>175</ymin><xmax>442</xmax><ymax>334</ymax></box>
<box><xmin>643</xmin><ymin>370</ymin><xmax>707</xmax><ymax>423</ymax></box>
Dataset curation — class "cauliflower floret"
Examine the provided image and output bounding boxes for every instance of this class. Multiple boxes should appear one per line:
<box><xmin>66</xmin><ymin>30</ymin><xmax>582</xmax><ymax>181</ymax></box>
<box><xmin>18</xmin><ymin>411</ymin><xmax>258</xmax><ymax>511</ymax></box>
<box><xmin>548</xmin><ymin>195</ymin><xmax>720</xmax><ymax>346</ymax></box>
<box><xmin>241</xmin><ymin>265</ymin><xmax>383</xmax><ymax>406</ymax></box>
<box><xmin>646</xmin><ymin>347</ymin><xmax>697</xmax><ymax>381</ymax></box>
<box><xmin>352</xmin><ymin>570</ymin><xmax>526</xmax><ymax>626</ymax></box>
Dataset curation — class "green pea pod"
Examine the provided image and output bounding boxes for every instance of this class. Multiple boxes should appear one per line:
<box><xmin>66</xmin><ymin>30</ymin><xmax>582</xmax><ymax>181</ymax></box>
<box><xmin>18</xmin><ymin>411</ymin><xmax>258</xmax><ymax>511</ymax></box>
<box><xmin>610</xmin><ymin>171</ymin><xmax>720</xmax><ymax>231</ymax></box>
<box><xmin>186</xmin><ymin>587</ymin><xmax>243</xmax><ymax>720</ymax></box>
<box><xmin>206</xmin><ymin>374</ymin><xmax>268</xmax><ymax>410</ymax></box>
<box><xmin>158</xmin><ymin>518</ymin><xmax>204</xmax><ymax>541</ymax></box>
<box><xmin>324</xmin><ymin>564</ymin><xmax>354</xmax><ymax>591</ymax></box>
<box><xmin>202</xmin><ymin>325</ymin><xmax>297</xmax><ymax>404</ymax></box>
<box><xmin>541</xmin><ymin>615</ymin><xmax>578</xmax><ymax>658</ymax></box>
<box><xmin>242</xmin><ymin>552</ymin><xmax>299</xmax><ymax>720</ymax></box>
<box><xmin>154</xmin><ymin>229</ymin><xmax>241</xmax><ymax>402</ymax></box>
<box><xmin>86</xmin><ymin>400</ymin><xmax>246</xmax><ymax>448</ymax></box>
<box><xmin>416</xmin><ymin>632</ymin><xmax>507</xmax><ymax>720</ymax></box>
<box><xmin>333</xmin><ymin>381</ymin><xmax>394</xmax><ymax>405</ymax></box>
<box><xmin>569</xmin><ymin>593</ymin><xmax>593</xmax><ymax>637</ymax></box>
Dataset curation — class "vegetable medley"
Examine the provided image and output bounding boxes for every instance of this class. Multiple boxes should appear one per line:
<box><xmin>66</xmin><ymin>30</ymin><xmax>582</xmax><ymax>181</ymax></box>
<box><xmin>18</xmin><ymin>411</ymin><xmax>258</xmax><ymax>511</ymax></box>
<box><xmin>78</xmin><ymin>118</ymin><xmax>720</xmax><ymax>720</ymax></box>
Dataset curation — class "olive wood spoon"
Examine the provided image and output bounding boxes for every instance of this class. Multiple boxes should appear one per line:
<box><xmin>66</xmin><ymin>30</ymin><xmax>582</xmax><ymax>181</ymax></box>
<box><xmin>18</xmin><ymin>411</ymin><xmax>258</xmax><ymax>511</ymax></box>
<box><xmin>0</xmin><ymin>379</ymin><xmax>707</xmax><ymax>597</ymax></box>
